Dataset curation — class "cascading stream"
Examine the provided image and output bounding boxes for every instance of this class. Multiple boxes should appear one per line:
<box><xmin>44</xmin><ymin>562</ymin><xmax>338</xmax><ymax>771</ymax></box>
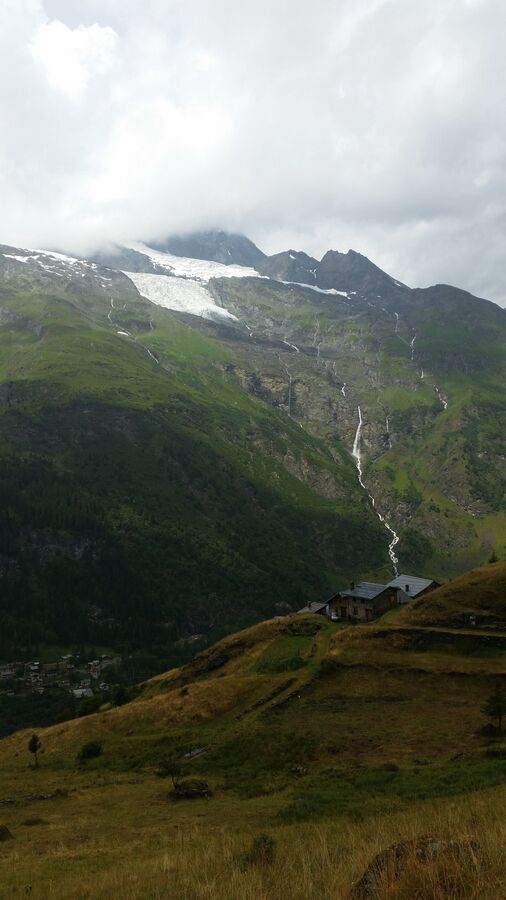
<box><xmin>352</xmin><ymin>406</ymin><xmax>399</xmax><ymax>575</ymax></box>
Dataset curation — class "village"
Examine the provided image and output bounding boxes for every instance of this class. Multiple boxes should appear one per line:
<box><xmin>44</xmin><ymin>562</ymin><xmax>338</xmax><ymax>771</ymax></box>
<box><xmin>0</xmin><ymin>573</ymin><xmax>440</xmax><ymax>708</ymax></box>
<box><xmin>0</xmin><ymin>652</ymin><xmax>122</xmax><ymax>701</ymax></box>
<box><xmin>298</xmin><ymin>572</ymin><xmax>440</xmax><ymax>621</ymax></box>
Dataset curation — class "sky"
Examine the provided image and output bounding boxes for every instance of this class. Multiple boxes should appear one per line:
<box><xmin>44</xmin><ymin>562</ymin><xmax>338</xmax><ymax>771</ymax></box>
<box><xmin>1</xmin><ymin>0</ymin><xmax>506</xmax><ymax>305</ymax></box>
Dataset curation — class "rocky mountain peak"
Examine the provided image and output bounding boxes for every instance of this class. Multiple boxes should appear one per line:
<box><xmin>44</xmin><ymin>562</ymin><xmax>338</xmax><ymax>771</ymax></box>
<box><xmin>316</xmin><ymin>248</ymin><xmax>406</xmax><ymax>295</ymax></box>
<box><xmin>150</xmin><ymin>230</ymin><xmax>266</xmax><ymax>268</ymax></box>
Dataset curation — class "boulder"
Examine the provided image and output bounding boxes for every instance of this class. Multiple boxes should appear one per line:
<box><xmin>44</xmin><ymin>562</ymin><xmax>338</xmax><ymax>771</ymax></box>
<box><xmin>168</xmin><ymin>779</ymin><xmax>212</xmax><ymax>800</ymax></box>
<box><xmin>350</xmin><ymin>834</ymin><xmax>479</xmax><ymax>899</ymax></box>
<box><xmin>0</xmin><ymin>825</ymin><xmax>13</xmax><ymax>841</ymax></box>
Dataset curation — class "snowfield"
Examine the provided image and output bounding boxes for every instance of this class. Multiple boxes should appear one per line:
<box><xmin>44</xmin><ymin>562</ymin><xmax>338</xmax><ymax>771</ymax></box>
<box><xmin>1</xmin><ymin>248</ymin><xmax>101</xmax><ymax>280</ymax></box>
<box><xmin>125</xmin><ymin>241</ymin><xmax>260</xmax><ymax>283</ymax></box>
<box><xmin>124</xmin><ymin>271</ymin><xmax>238</xmax><ymax>321</ymax></box>
<box><xmin>281</xmin><ymin>280</ymin><xmax>350</xmax><ymax>298</ymax></box>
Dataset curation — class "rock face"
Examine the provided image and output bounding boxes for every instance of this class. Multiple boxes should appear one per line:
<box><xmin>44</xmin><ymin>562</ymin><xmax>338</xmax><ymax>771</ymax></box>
<box><xmin>316</xmin><ymin>249</ymin><xmax>407</xmax><ymax>296</ymax></box>
<box><xmin>257</xmin><ymin>250</ymin><xmax>318</xmax><ymax>284</ymax></box>
<box><xmin>350</xmin><ymin>834</ymin><xmax>480</xmax><ymax>899</ymax></box>
<box><xmin>151</xmin><ymin>231</ymin><xmax>266</xmax><ymax>267</ymax></box>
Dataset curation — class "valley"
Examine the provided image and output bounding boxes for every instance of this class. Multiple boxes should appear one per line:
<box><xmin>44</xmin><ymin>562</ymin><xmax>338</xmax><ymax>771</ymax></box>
<box><xmin>0</xmin><ymin>230</ymin><xmax>504</xmax><ymax>696</ymax></box>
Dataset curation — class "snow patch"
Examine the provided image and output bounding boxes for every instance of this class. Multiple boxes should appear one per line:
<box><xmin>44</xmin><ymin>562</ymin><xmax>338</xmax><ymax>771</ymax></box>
<box><xmin>3</xmin><ymin>253</ymin><xmax>30</xmax><ymax>263</ymax></box>
<box><xmin>282</xmin><ymin>280</ymin><xmax>349</xmax><ymax>297</ymax></box>
<box><xmin>124</xmin><ymin>271</ymin><xmax>237</xmax><ymax>321</ymax></box>
<box><xmin>126</xmin><ymin>241</ymin><xmax>260</xmax><ymax>283</ymax></box>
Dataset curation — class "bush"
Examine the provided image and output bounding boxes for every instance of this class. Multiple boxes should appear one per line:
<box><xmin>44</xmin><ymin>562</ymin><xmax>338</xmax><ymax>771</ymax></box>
<box><xmin>318</xmin><ymin>657</ymin><xmax>343</xmax><ymax>676</ymax></box>
<box><xmin>77</xmin><ymin>741</ymin><xmax>103</xmax><ymax>762</ymax></box>
<box><xmin>237</xmin><ymin>833</ymin><xmax>276</xmax><ymax>870</ymax></box>
<box><xmin>156</xmin><ymin>759</ymin><xmax>182</xmax><ymax>784</ymax></box>
<box><xmin>485</xmin><ymin>745</ymin><xmax>506</xmax><ymax>758</ymax></box>
<box><xmin>78</xmin><ymin>695</ymin><xmax>102</xmax><ymax>717</ymax></box>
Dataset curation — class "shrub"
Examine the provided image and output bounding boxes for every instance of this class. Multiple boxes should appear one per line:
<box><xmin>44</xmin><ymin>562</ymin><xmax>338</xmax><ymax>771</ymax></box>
<box><xmin>237</xmin><ymin>833</ymin><xmax>276</xmax><ymax>869</ymax></box>
<box><xmin>77</xmin><ymin>741</ymin><xmax>103</xmax><ymax>762</ymax></box>
<box><xmin>318</xmin><ymin>657</ymin><xmax>342</xmax><ymax>676</ymax></box>
<box><xmin>78</xmin><ymin>695</ymin><xmax>102</xmax><ymax>717</ymax></box>
<box><xmin>156</xmin><ymin>759</ymin><xmax>182</xmax><ymax>784</ymax></box>
<box><xmin>485</xmin><ymin>745</ymin><xmax>506</xmax><ymax>758</ymax></box>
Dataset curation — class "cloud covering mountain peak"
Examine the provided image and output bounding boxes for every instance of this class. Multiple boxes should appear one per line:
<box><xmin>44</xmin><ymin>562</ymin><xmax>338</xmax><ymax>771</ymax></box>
<box><xmin>1</xmin><ymin>0</ymin><xmax>506</xmax><ymax>305</ymax></box>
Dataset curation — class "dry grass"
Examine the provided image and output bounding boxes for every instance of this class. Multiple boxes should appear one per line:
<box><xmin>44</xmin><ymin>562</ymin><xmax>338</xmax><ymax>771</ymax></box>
<box><xmin>398</xmin><ymin>562</ymin><xmax>506</xmax><ymax>628</ymax></box>
<box><xmin>4</xmin><ymin>599</ymin><xmax>506</xmax><ymax>898</ymax></box>
<box><xmin>2</xmin><ymin>781</ymin><xmax>506</xmax><ymax>898</ymax></box>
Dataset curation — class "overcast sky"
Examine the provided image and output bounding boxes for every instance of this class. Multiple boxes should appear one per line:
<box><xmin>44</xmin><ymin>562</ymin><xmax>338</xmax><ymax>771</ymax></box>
<box><xmin>2</xmin><ymin>0</ymin><xmax>506</xmax><ymax>304</ymax></box>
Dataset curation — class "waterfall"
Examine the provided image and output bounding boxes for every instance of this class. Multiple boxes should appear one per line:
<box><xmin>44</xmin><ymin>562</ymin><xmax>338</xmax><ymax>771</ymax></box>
<box><xmin>434</xmin><ymin>386</ymin><xmax>448</xmax><ymax>410</ymax></box>
<box><xmin>341</xmin><ymin>382</ymin><xmax>346</xmax><ymax>398</ymax></box>
<box><xmin>410</xmin><ymin>333</ymin><xmax>416</xmax><ymax>360</ymax></box>
<box><xmin>351</xmin><ymin>406</ymin><xmax>399</xmax><ymax>574</ymax></box>
<box><xmin>288</xmin><ymin>373</ymin><xmax>292</xmax><ymax>416</ymax></box>
<box><xmin>386</xmin><ymin>416</ymin><xmax>392</xmax><ymax>449</ymax></box>
<box><xmin>352</xmin><ymin>406</ymin><xmax>366</xmax><ymax>488</ymax></box>
<box><xmin>394</xmin><ymin>312</ymin><xmax>400</xmax><ymax>333</ymax></box>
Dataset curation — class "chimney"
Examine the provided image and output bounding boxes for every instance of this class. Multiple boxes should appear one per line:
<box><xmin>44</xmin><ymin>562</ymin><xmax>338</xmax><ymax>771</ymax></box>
<box><xmin>405</xmin><ymin>584</ymin><xmax>410</xmax><ymax>592</ymax></box>
<box><xmin>350</xmin><ymin>581</ymin><xmax>355</xmax><ymax>590</ymax></box>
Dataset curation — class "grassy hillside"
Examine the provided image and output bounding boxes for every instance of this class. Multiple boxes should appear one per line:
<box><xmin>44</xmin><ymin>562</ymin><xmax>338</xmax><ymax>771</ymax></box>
<box><xmin>0</xmin><ymin>266</ymin><xmax>388</xmax><ymax>668</ymax></box>
<box><xmin>2</xmin><ymin>564</ymin><xmax>506</xmax><ymax>896</ymax></box>
<box><xmin>397</xmin><ymin>561</ymin><xmax>506</xmax><ymax>628</ymax></box>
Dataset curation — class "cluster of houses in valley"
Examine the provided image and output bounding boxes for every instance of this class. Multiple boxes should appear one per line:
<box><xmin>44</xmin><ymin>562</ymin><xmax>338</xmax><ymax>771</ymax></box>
<box><xmin>0</xmin><ymin>653</ymin><xmax>121</xmax><ymax>699</ymax></box>
<box><xmin>299</xmin><ymin>573</ymin><xmax>440</xmax><ymax>622</ymax></box>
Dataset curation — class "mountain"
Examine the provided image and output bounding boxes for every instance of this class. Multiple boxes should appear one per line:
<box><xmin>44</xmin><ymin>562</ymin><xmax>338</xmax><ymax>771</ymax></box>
<box><xmin>150</xmin><ymin>230</ymin><xmax>266</xmax><ymax>267</ymax></box>
<box><xmin>0</xmin><ymin>243</ymin><xmax>387</xmax><ymax>668</ymax></box>
<box><xmin>257</xmin><ymin>249</ymin><xmax>319</xmax><ymax>284</ymax></box>
<box><xmin>2</xmin><ymin>561</ymin><xmax>506</xmax><ymax>897</ymax></box>
<box><xmin>0</xmin><ymin>233</ymin><xmax>505</xmax><ymax>672</ymax></box>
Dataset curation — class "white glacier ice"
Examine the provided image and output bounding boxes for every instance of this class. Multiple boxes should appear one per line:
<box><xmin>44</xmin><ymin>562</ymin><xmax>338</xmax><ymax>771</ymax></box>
<box><xmin>124</xmin><ymin>271</ymin><xmax>238</xmax><ymax>321</ymax></box>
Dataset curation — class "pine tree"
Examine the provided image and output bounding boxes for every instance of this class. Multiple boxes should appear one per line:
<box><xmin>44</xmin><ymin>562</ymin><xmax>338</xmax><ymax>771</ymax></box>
<box><xmin>28</xmin><ymin>733</ymin><xmax>42</xmax><ymax>768</ymax></box>
<box><xmin>482</xmin><ymin>683</ymin><xmax>506</xmax><ymax>732</ymax></box>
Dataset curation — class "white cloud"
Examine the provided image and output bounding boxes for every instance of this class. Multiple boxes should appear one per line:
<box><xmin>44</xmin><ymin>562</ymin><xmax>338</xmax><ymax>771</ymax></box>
<box><xmin>29</xmin><ymin>20</ymin><xmax>118</xmax><ymax>100</ymax></box>
<box><xmin>1</xmin><ymin>0</ymin><xmax>506</xmax><ymax>304</ymax></box>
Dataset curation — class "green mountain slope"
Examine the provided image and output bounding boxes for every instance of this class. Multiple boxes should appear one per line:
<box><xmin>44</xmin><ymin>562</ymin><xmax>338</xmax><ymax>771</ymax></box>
<box><xmin>206</xmin><ymin>267</ymin><xmax>506</xmax><ymax>575</ymax></box>
<box><xmin>0</xmin><ymin>254</ymin><xmax>387</xmax><ymax>663</ymax></box>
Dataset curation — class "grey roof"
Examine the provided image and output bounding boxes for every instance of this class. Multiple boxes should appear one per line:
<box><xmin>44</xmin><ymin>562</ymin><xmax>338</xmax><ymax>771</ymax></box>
<box><xmin>297</xmin><ymin>601</ymin><xmax>328</xmax><ymax>614</ymax></box>
<box><xmin>338</xmin><ymin>581</ymin><xmax>396</xmax><ymax>602</ymax></box>
<box><xmin>386</xmin><ymin>574</ymin><xmax>438</xmax><ymax>598</ymax></box>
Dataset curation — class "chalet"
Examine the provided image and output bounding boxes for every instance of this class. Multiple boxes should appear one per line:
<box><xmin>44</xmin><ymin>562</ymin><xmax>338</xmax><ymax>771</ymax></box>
<box><xmin>386</xmin><ymin>574</ymin><xmax>440</xmax><ymax>602</ymax></box>
<box><xmin>327</xmin><ymin>581</ymin><xmax>400</xmax><ymax>622</ymax></box>
<box><xmin>297</xmin><ymin>601</ymin><xmax>328</xmax><ymax>616</ymax></box>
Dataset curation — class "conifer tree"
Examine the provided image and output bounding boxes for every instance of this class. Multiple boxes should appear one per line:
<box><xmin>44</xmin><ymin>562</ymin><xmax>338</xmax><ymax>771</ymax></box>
<box><xmin>28</xmin><ymin>733</ymin><xmax>42</xmax><ymax>768</ymax></box>
<box><xmin>482</xmin><ymin>683</ymin><xmax>506</xmax><ymax>732</ymax></box>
